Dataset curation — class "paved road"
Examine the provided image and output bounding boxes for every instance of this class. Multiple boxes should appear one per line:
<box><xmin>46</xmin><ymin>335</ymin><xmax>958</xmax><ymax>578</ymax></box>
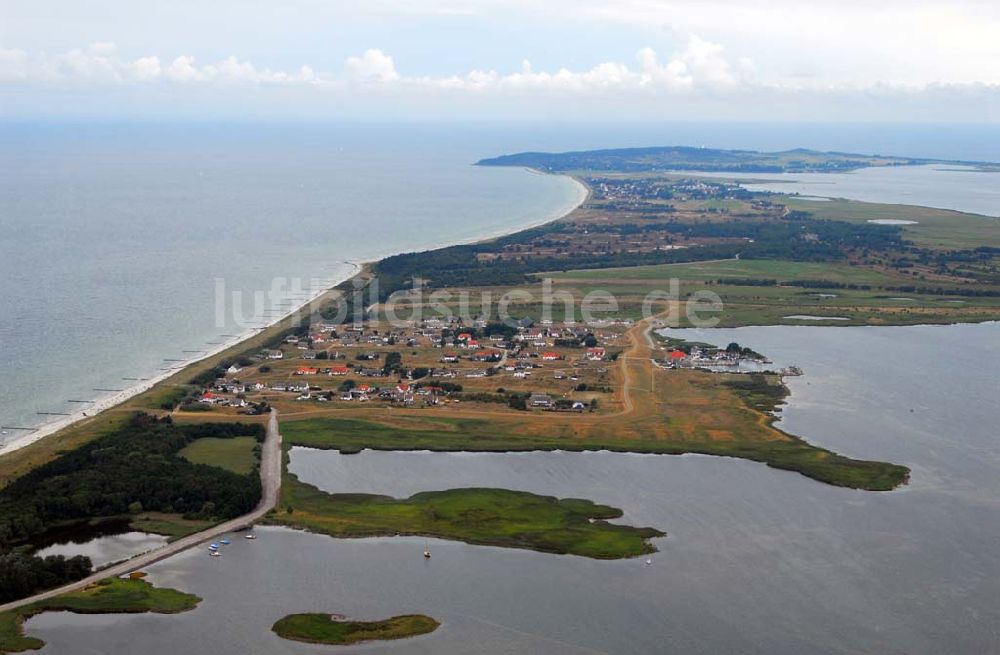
<box><xmin>0</xmin><ymin>409</ymin><xmax>283</xmax><ymax>614</ymax></box>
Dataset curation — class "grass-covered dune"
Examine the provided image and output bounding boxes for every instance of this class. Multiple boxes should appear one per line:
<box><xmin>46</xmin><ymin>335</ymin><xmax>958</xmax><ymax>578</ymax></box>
<box><xmin>272</xmin><ymin>612</ymin><xmax>439</xmax><ymax>645</ymax></box>
<box><xmin>179</xmin><ymin>435</ymin><xmax>260</xmax><ymax>475</ymax></box>
<box><xmin>269</xmin><ymin>475</ymin><xmax>664</xmax><ymax>559</ymax></box>
<box><xmin>0</xmin><ymin>577</ymin><xmax>200</xmax><ymax>653</ymax></box>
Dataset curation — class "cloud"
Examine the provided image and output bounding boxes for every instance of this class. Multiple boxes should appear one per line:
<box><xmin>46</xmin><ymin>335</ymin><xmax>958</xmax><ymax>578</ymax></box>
<box><xmin>0</xmin><ymin>47</ymin><xmax>29</xmax><ymax>82</ymax></box>
<box><xmin>344</xmin><ymin>49</ymin><xmax>399</xmax><ymax>83</ymax></box>
<box><xmin>0</xmin><ymin>43</ymin><xmax>317</xmax><ymax>86</ymax></box>
<box><xmin>1</xmin><ymin>37</ymin><xmax>996</xmax><ymax>116</ymax></box>
<box><xmin>407</xmin><ymin>36</ymin><xmax>746</xmax><ymax>94</ymax></box>
<box><xmin>165</xmin><ymin>55</ymin><xmax>204</xmax><ymax>83</ymax></box>
<box><xmin>3</xmin><ymin>37</ymin><xmax>751</xmax><ymax>93</ymax></box>
<box><xmin>130</xmin><ymin>56</ymin><xmax>162</xmax><ymax>81</ymax></box>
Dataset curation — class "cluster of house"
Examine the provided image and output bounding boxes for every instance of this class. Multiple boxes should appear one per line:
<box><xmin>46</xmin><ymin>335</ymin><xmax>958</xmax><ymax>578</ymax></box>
<box><xmin>265</xmin><ymin>317</ymin><xmax>625</xmax><ymax>357</ymax></box>
<box><xmin>193</xmin><ymin>317</ymin><xmax>619</xmax><ymax>411</ymax></box>
<box><xmin>331</xmin><ymin>382</ymin><xmax>448</xmax><ymax>405</ymax></box>
<box><xmin>528</xmin><ymin>392</ymin><xmax>587</xmax><ymax>411</ymax></box>
<box><xmin>293</xmin><ymin>365</ymin><xmax>351</xmax><ymax>376</ymax></box>
<box><xmin>198</xmin><ymin>391</ymin><xmax>249</xmax><ymax>407</ymax></box>
<box><xmin>659</xmin><ymin>344</ymin><xmax>768</xmax><ymax>369</ymax></box>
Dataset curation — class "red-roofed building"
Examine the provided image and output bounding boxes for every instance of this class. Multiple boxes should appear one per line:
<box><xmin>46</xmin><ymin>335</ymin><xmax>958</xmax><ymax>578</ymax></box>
<box><xmin>542</xmin><ymin>352</ymin><xmax>562</xmax><ymax>361</ymax></box>
<box><xmin>668</xmin><ymin>350</ymin><xmax>687</xmax><ymax>360</ymax></box>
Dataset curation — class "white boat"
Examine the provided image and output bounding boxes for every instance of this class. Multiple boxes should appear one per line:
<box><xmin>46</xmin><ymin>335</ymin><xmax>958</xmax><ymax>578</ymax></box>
<box><xmin>209</xmin><ymin>550</ymin><xmax>221</xmax><ymax>557</ymax></box>
<box><xmin>244</xmin><ymin>532</ymin><xmax>256</xmax><ymax>540</ymax></box>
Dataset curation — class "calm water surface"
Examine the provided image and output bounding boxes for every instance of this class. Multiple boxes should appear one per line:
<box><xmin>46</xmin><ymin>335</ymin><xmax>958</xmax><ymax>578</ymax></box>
<box><xmin>34</xmin><ymin>531</ymin><xmax>167</xmax><ymax>569</ymax></box>
<box><xmin>27</xmin><ymin>322</ymin><xmax>1000</xmax><ymax>654</ymax></box>
<box><xmin>693</xmin><ymin>164</ymin><xmax>1000</xmax><ymax>216</ymax></box>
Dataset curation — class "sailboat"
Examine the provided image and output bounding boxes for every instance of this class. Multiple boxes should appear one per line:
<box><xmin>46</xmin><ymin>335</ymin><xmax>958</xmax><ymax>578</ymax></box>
<box><xmin>423</xmin><ymin>541</ymin><xmax>431</xmax><ymax>559</ymax></box>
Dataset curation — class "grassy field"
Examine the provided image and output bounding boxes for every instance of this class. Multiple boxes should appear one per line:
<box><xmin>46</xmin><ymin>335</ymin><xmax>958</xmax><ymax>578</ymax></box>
<box><xmin>782</xmin><ymin>196</ymin><xmax>1000</xmax><ymax>250</ymax></box>
<box><xmin>272</xmin><ymin>612</ymin><xmax>440</xmax><ymax>645</ymax></box>
<box><xmin>269</xmin><ymin>475</ymin><xmax>664</xmax><ymax>559</ymax></box>
<box><xmin>129</xmin><ymin>512</ymin><xmax>216</xmax><ymax>540</ymax></box>
<box><xmin>540</xmin><ymin>259</ymin><xmax>1000</xmax><ymax>327</ymax></box>
<box><xmin>137</xmin><ymin>385</ymin><xmax>193</xmax><ymax>411</ymax></box>
<box><xmin>0</xmin><ymin>577</ymin><xmax>200</xmax><ymax>653</ymax></box>
<box><xmin>179</xmin><ymin>436</ymin><xmax>259</xmax><ymax>475</ymax></box>
<box><xmin>549</xmin><ymin>258</ymin><xmax>900</xmax><ymax>285</ymax></box>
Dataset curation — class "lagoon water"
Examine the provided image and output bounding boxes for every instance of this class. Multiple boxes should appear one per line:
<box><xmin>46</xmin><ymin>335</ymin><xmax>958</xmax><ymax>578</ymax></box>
<box><xmin>693</xmin><ymin>164</ymin><xmax>1000</xmax><ymax>217</ymax></box>
<box><xmin>25</xmin><ymin>322</ymin><xmax>1000</xmax><ymax>654</ymax></box>
<box><xmin>34</xmin><ymin>531</ymin><xmax>167</xmax><ymax>569</ymax></box>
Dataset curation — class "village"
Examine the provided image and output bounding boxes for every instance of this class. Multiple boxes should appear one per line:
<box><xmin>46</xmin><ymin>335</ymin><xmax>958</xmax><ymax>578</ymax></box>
<box><xmin>186</xmin><ymin>316</ymin><xmax>635</xmax><ymax>417</ymax></box>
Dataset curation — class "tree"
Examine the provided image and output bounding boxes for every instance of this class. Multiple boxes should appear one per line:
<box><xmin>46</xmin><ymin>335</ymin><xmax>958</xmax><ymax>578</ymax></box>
<box><xmin>508</xmin><ymin>395</ymin><xmax>527</xmax><ymax>411</ymax></box>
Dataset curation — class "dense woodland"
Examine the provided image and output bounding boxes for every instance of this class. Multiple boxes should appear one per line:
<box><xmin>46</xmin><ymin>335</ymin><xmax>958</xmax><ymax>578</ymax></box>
<box><xmin>367</xmin><ymin>214</ymin><xmax>905</xmax><ymax>301</ymax></box>
<box><xmin>0</xmin><ymin>414</ymin><xmax>263</xmax><ymax>602</ymax></box>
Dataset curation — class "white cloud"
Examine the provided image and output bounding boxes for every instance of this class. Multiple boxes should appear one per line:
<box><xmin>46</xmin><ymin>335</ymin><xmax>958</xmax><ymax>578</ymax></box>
<box><xmin>0</xmin><ymin>47</ymin><xmax>29</xmax><ymax>82</ymax></box>
<box><xmin>0</xmin><ymin>37</ymin><xmax>996</xmax><ymax>122</ymax></box>
<box><xmin>406</xmin><ymin>36</ymin><xmax>745</xmax><ymax>94</ymax></box>
<box><xmin>165</xmin><ymin>55</ymin><xmax>204</xmax><ymax>83</ymax></box>
<box><xmin>344</xmin><ymin>49</ymin><xmax>399</xmax><ymax>83</ymax></box>
<box><xmin>538</xmin><ymin>0</ymin><xmax>1000</xmax><ymax>87</ymax></box>
<box><xmin>130</xmin><ymin>56</ymin><xmax>162</xmax><ymax>81</ymax></box>
<box><xmin>0</xmin><ymin>43</ymin><xmax>318</xmax><ymax>87</ymax></box>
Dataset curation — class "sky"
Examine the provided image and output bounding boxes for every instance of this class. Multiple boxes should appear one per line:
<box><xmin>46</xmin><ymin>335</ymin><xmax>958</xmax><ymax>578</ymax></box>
<box><xmin>1</xmin><ymin>0</ymin><xmax>999</xmax><ymax>122</ymax></box>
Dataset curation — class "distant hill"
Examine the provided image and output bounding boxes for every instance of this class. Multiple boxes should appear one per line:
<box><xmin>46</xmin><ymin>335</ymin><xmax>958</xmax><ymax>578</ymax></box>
<box><xmin>475</xmin><ymin>146</ymin><xmax>989</xmax><ymax>174</ymax></box>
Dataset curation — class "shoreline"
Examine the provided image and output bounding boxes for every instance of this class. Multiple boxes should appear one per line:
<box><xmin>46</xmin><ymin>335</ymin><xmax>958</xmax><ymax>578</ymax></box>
<box><xmin>0</xmin><ymin>174</ymin><xmax>588</xmax><ymax>458</ymax></box>
<box><xmin>0</xmin><ymin>274</ymin><xmax>344</xmax><ymax>457</ymax></box>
